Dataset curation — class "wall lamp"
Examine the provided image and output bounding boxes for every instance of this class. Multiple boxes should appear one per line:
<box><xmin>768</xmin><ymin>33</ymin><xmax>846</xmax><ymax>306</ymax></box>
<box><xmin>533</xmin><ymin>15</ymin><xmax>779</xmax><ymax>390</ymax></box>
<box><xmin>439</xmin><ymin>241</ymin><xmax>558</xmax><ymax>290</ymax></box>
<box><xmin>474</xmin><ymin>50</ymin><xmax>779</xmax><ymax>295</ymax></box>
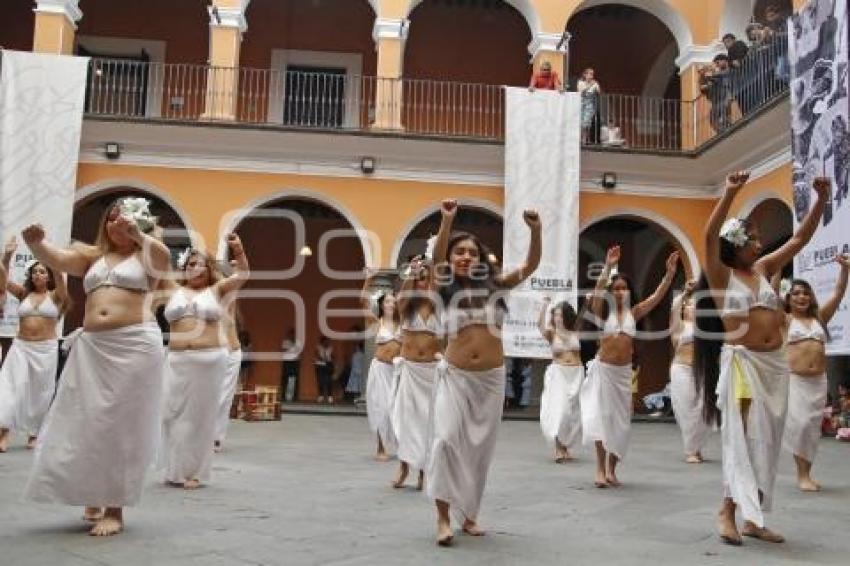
<box><xmin>104</xmin><ymin>142</ymin><xmax>121</xmax><ymax>160</ymax></box>
<box><xmin>601</xmin><ymin>172</ymin><xmax>617</xmax><ymax>189</ymax></box>
<box><xmin>360</xmin><ymin>156</ymin><xmax>376</xmax><ymax>175</ymax></box>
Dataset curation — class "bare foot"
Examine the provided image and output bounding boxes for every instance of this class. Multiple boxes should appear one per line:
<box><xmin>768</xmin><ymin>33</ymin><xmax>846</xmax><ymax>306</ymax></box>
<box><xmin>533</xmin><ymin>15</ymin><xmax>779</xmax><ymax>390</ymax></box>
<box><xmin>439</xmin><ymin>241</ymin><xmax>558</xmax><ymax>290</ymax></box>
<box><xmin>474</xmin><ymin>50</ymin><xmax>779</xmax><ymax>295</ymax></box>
<box><xmin>0</xmin><ymin>429</ymin><xmax>9</xmax><ymax>453</ymax></box>
<box><xmin>594</xmin><ymin>470</ymin><xmax>608</xmax><ymax>488</ymax></box>
<box><xmin>392</xmin><ymin>462</ymin><xmax>409</xmax><ymax>488</ymax></box>
<box><xmin>742</xmin><ymin>521</ymin><xmax>785</xmax><ymax>543</ymax></box>
<box><xmin>798</xmin><ymin>477</ymin><xmax>821</xmax><ymax>492</ymax></box>
<box><xmin>605</xmin><ymin>472</ymin><xmax>621</xmax><ymax>487</ymax></box>
<box><xmin>375</xmin><ymin>452</ymin><xmax>390</xmax><ymax>462</ymax></box>
<box><xmin>184</xmin><ymin>479</ymin><xmax>201</xmax><ymax>490</ymax></box>
<box><xmin>416</xmin><ymin>471</ymin><xmax>424</xmax><ymax>491</ymax></box>
<box><xmin>686</xmin><ymin>454</ymin><xmax>701</xmax><ymax>464</ymax></box>
<box><xmin>82</xmin><ymin>507</ymin><xmax>104</xmax><ymax>523</ymax></box>
<box><xmin>437</xmin><ymin>521</ymin><xmax>454</xmax><ymax>547</ymax></box>
<box><xmin>462</xmin><ymin>519</ymin><xmax>485</xmax><ymax>536</ymax></box>
<box><xmin>717</xmin><ymin>506</ymin><xmax>742</xmax><ymax>546</ymax></box>
<box><xmin>89</xmin><ymin>509</ymin><xmax>123</xmax><ymax>537</ymax></box>
<box><xmin>213</xmin><ymin>440</ymin><xmax>222</xmax><ymax>453</ymax></box>
<box><xmin>26</xmin><ymin>436</ymin><xmax>37</xmax><ymax>450</ymax></box>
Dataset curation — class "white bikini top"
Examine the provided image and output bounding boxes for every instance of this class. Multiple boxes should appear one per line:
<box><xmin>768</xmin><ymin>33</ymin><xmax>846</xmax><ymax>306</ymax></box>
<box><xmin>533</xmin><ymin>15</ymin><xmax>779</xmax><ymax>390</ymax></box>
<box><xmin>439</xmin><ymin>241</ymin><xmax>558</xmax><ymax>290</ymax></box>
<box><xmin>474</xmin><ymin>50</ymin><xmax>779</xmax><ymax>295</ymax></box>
<box><xmin>375</xmin><ymin>321</ymin><xmax>401</xmax><ymax>344</ymax></box>
<box><xmin>83</xmin><ymin>254</ymin><xmax>150</xmax><ymax>294</ymax></box>
<box><xmin>18</xmin><ymin>293</ymin><xmax>60</xmax><ymax>319</ymax></box>
<box><xmin>163</xmin><ymin>287</ymin><xmax>222</xmax><ymax>323</ymax></box>
<box><xmin>402</xmin><ymin>312</ymin><xmax>441</xmax><ymax>336</ymax></box>
<box><xmin>721</xmin><ymin>271</ymin><xmax>780</xmax><ymax>317</ymax></box>
<box><xmin>677</xmin><ymin>321</ymin><xmax>695</xmax><ymax>346</ymax></box>
<box><xmin>603</xmin><ymin>310</ymin><xmax>636</xmax><ymax>338</ymax></box>
<box><xmin>787</xmin><ymin>317</ymin><xmax>826</xmax><ymax>344</ymax></box>
<box><xmin>444</xmin><ymin>304</ymin><xmax>505</xmax><ymax>333</ymax></box>
<box><xmin>551</xmin><ymin>331</ymin><xmax>580</xmax><ymax>354</ymax></box>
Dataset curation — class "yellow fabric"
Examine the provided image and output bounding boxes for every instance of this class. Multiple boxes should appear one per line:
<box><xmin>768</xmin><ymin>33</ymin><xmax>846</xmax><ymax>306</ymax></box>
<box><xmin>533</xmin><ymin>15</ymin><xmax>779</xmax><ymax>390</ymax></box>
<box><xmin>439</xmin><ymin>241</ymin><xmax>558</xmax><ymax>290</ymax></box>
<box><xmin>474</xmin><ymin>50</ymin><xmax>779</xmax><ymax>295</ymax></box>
<box><xmin>731</xmin><ymin>355</ymin><xmax>752</xmax><ymax>400</ymax></box>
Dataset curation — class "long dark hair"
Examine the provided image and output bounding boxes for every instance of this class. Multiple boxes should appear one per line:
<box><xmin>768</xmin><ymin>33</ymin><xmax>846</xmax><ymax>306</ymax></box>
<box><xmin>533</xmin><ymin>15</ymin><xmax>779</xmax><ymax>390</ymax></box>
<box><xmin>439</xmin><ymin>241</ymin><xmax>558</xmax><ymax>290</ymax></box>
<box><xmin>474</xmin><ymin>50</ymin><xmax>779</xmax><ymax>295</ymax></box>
<box><xmin>376</xmin><ymin>290</ymin><xmax>400</xmax><ymax>325</ymax></box>
<box><xmin>400</xmin><ymin>259</ymin><xmax>435</xmax><ymax>323</ymax></box>
<box><xmin>551</xmin><ymin>300</ymin><xmax>579</xmax><ymax>332</ymax></box>
<box><xmin>23</xmin><ymin>261</ymin><xmax>56</xmax><ymax>294</ymax></box>
<box><xmin>786</xmin><ymin>278</ymin><xmax>831</xmax><ymax>341</ymax></box>
<box><xmin>693</xmin><ymin>225</ymin><xmax>752</xmax><ymax>426</ymax></box>
<box><xmin>438</xmin><ymin>231</ymin><xmax>505</xmax><ymax>310</ymax></box>
<box><xmin>599</xmin><ymin>273</ymin><xmax>640</xmax><ymax>320</ymax></box>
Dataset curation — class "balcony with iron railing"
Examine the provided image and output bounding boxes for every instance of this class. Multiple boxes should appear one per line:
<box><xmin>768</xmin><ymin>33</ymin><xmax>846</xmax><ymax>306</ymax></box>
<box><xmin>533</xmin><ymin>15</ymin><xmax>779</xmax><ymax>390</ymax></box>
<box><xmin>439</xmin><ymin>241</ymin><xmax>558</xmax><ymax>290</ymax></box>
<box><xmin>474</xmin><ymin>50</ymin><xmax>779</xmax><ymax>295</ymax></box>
<box><xmin>83</xmin><ymin>33</ymin><xmax>790</xmax><ymax>155</ymax></box>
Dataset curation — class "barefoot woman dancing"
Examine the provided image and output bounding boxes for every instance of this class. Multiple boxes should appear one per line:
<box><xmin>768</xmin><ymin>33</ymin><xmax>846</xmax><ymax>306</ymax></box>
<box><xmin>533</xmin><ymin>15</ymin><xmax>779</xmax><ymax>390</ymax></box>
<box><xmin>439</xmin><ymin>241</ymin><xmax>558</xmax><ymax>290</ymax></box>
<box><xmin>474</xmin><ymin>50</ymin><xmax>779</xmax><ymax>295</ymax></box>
<box><xmin>694</xmin><ymin>172</ymin><xmax>828</xmax><ymax>545</ymax></box>
<box><xmin>22</xmin><ymin>197</ymin><xmax>170</xmax><ymax>536</ymax></box>
<box><xmin>582</xmin><ymin>245</ymin><xmax>679</xmax><ymax>487</ymax></box>
<box><xmin>160</xmin><ymin>238</ymin><xmax>249</xmax><ymax>489</ymax></box>
<box><xmin>361</xmin><ymin>269</ymin><xmax>401</xmax><ymax>461</ymax></box>
<box><xmin>428</xmin><ymin>199</ymin><xmax>541</xmax><ymax>546</ymax></box>
<box><xmin>0</xmin><ymin>237</ymin><xmax>70</xmax><ymax>452</ymax></box>
<box><xmin>782</xmin><ymin>254</ymin><xmax>848</xmax><ymax>492</ymax></box>
<box><xmin>391</xmin><ymin>255</ymin><xmax>441</xmax><ymax>490</ymax></box>
<box><xmin>669</xmin><ymin>279</ymin><xmax>710</xmax><ymax>463</ymax></box>
<box><xmin>538</xmin><ymin>296</ymin><xmax>583</xmax><ymax>463</ymax></box>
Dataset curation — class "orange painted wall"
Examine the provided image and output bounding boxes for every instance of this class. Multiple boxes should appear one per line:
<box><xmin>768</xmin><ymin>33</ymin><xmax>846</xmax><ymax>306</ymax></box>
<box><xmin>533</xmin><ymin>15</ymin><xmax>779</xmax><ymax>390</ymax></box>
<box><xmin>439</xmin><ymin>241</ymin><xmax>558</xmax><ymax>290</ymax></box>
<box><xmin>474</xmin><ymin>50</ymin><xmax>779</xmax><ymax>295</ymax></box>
<box><xmin>730</xmin><ymin>163</ymin><xmax>793</xmax><ymax>217</ymax></box>
<box><xmin>77</xmin><ymin>0</ymin><xmax>208</xmax><ymax>64</ymax></box>
<box><xmin>0</xmin><ymin>0</ymin><xmax>35</xmax><ymax>52</ymax></box>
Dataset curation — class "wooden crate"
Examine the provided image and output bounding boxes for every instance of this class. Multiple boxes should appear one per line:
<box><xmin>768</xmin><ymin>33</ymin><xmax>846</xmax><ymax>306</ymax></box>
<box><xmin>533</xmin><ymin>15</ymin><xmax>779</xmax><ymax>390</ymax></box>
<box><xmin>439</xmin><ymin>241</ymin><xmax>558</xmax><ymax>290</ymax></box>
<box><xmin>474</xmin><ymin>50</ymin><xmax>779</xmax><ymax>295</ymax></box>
<box><xmin>242</xmin><ymin>386</ymin><xmax>280</xmax><ymax>421</ymax></box>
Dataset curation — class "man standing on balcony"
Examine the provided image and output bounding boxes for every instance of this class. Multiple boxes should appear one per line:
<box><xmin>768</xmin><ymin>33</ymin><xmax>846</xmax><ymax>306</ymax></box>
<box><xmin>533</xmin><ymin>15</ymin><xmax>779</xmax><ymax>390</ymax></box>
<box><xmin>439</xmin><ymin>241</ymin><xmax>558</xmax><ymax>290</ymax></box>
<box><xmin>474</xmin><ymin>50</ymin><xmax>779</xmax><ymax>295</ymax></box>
<box><xmin>701</xmin><ymin>55</ymin><xmax>733</xmax><ymax>134</ymax></box>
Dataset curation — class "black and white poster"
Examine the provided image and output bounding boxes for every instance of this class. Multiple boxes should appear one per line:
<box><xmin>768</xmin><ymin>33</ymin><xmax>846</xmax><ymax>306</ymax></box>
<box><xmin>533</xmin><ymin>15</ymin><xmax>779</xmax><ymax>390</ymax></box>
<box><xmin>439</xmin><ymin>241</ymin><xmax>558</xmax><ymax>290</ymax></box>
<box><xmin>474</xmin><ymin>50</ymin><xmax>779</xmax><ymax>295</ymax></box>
<box><xmin>790</xmin><ymin>0</ymin><xmax>849</xmax><ymax>354</ymax></box>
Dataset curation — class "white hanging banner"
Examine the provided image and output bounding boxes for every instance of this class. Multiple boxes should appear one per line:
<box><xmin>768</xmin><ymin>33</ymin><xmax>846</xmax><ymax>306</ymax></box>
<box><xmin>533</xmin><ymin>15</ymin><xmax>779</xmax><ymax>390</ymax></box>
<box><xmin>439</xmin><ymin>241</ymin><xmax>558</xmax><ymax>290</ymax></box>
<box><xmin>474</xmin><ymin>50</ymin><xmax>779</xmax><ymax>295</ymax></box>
<box><xmin>0</xmin><ymin>51</ymin><xmax>89</xmax><ymax>336</ymax></box>
<box><xmin>502</xmin><ymin>88</ymin><xmax>580</xmax><ymax>359</ymax></box>
<box><xmin>789</xmin><ymin>0</ymin><xmax>850</xmax><ymax>355</ymax></box>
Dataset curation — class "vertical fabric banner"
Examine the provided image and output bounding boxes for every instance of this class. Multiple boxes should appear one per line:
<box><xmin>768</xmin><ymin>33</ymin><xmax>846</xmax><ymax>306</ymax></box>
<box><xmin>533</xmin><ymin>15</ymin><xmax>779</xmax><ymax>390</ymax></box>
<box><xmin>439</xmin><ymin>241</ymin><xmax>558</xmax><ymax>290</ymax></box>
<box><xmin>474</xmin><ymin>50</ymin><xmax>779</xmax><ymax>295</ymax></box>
<box><xmin>503</xmin><ymin>88</ymin><xmax>580</xmax><ymax>359</ymax></box>
<box><xmin>0</xmin><ymin>51</ymin><xmax>89</xmax><ymax>336</ymax></box>
<box><xmin>789</xmin><ymin>0</ymin><xmax>849</xmax><ymax>354</ymax></box>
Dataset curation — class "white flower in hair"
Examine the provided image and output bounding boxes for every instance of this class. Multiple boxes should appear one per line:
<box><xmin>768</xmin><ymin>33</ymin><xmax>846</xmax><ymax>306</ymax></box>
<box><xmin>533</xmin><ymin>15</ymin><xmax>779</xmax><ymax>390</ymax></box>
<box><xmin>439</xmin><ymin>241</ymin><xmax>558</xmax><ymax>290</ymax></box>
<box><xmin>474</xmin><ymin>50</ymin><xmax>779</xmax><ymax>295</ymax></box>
<box><xmin>118</xmin><ymin>197</ymin><xmax>157</xmax><ymax>233</ymax></box>
<box><xmin>424</xmin><ymin>235</ymin><xmax>437</xmax><ymax>260</ymax></box>
<box><xmin>176</xmin><ymin>247</ymin><xmax>193</xmax><ymax>270</ymax></box>
<box><xmin>779</xmin><ymin>278</ymin><xmax>793</xmax><ymax>297</ymax></box>
<box><xmin>720</xmin><ymin>218</ymin><xmax>749</xmax><ymax>248</ymax></box>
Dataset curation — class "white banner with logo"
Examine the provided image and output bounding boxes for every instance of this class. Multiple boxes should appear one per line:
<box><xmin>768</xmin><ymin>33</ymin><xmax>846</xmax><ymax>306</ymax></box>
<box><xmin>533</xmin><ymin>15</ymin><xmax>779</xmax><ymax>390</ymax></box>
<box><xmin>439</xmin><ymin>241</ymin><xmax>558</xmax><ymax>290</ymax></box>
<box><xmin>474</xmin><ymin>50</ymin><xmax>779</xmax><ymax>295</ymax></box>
<box><xmin>503</xmin><ymin>88</ymin><xmax>580</xmax><ymax>359</ymax></box>
<box><xmin>789</xmin><ymin>0</ymin><xmax>849</xmax><ymax>354</ymax></box>
<box><xmin>0</xmin><ymin>51</ymin><xmax>88</xmax><ymax>336</ymax></box>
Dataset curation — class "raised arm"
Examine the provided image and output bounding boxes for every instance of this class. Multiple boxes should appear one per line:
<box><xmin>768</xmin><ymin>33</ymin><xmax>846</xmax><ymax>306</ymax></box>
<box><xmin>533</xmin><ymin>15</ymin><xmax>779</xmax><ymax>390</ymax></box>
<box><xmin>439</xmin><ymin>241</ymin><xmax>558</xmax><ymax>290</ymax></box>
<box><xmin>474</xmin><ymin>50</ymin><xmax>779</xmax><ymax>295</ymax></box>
<box><xmin>360</xmin><ymin>268</ymin><xmax>379</xmax><ymax>325</ymax></box>
<box><xmin>589</xmin><ymin>246</ymin><xmax>619</xmax><ymax>319</ymax></box>
<box><xmin>669</xmin><ymin>291</ymin><xmax>685</xmax><ymax>346</ymax></box>
<box><xmin>432</xmin><ymin>199</ymin><xmax>457</xmax><ymax>270</ymax></box>
<box><xmin>2</xmin><ymin>236</ymin><xmax>26</xmax><ymax>300</ymax></box>
<box><xmin>757</xmin><ymin>177</ymin><xmax>829</xmax><ymax>276</ymax></box>
<box><xmin>634</xmin><ymin>251</ymin><xmax>679</xmax><ymax>321</ymax></box>
<box><xmin>820</xmin><ymin>254</ymin><xmax>849</xmax><ymax>324</ymax></box>
<box><xmin>396</xmin><ymin>258</ymin><xmax>419</xmax><ymax>318</ymax></box>
<box><xmin>497</xmin><ymin>210</ymin><xmax>542</xmax><ymax>289</ymax></box>
<box><xmin>215</xmin><ymin>234</ymin><xmax>250</xmax><ymax>297</ymax></box>
<box><xmin>704</xmin><ymin>171</ymin><xmax>749</xmax><ymax>290</ymax></box>
<box><xmin>50</xmin><ymin>265</ymin><xmax>73</xmax><ymax>316</ymax></box>
<box><xmin>22</xmin><ymin>224</ymin><xmax>91</xmax><ymax>278</ymax></box>
<box><xmin>538</xmin><ymin>296</ymin><xmax>553</xmax><ymax>343</ymax></box>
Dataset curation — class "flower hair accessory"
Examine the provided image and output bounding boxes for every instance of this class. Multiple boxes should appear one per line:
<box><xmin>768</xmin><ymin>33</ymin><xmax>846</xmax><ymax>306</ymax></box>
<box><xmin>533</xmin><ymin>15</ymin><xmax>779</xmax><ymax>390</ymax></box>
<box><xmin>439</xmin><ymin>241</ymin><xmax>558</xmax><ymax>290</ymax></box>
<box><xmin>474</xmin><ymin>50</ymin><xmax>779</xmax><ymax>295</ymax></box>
<box><xmin>176</xmin><ymin>247</ymin><xmax>194</xmax><ymax>270</ymax></box>
<box><xmin>779</xmin><ymin>278</ymin><xmax>793</xmax><ymax>297</ymax></box>
<box><xmin>720</xmin><ymin>218</ymin><xmax>749</xmax><ymax>248</ymax></box>
<box><xmin>118</xmin><ymin>197</ymin><xmax>157</xmax><ymax>233</ymax></box>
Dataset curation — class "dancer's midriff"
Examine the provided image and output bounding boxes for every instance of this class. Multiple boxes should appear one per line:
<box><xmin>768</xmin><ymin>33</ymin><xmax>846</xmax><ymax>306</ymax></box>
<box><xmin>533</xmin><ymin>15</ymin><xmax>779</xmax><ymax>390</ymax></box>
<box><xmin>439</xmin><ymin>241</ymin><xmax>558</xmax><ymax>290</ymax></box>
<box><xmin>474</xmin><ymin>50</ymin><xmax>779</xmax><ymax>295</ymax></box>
<box><xmin>374</xmin><ymin>341</ymin><xmax>401</xmax><ymax>363</ymax></box>
<box><xmin>787</xmin><ymin>339</ymin><xmax>826</xmax><ymax>376</ymax></box>
<box><xmin>673</xmin><ymin>343</ymin><xmax>694</xmax><ymax>366</ymax></box>
<box><xmin>445</xmin><ymin>325</ymin><xmax>503</xmax><ymax>371</ymax></box>
<box><xmin>83</xmin><ymin>287</ymin><xmax>153</xmax><ymax>332</ymax></box>
<box><xmin>18</xmin><ymin>316</ymin><xmax>57</xmax><ymax>341</ymax></box>
<box><xmin>723</xmin><ymin>308</ymin><xmax>784</xmax><ymax>351</ymax></box>
<box><xmin>401</xmin><ymin>330</ymin><xmax>441</xmax><ymax>362</ymax></box>
<box><xmin>597</xmin><ymin>334</ymin><xmax>633</xmax><ymax>366</ymax></box>
<box><xmin>168</xmin><ymin>317</ymin><xmax>226</xmax><ymax>351</ymax></box>
<box><xmin>553</xmin><ymin>351</ymin><xmax>582</xmax><ymax>366</ymax></box>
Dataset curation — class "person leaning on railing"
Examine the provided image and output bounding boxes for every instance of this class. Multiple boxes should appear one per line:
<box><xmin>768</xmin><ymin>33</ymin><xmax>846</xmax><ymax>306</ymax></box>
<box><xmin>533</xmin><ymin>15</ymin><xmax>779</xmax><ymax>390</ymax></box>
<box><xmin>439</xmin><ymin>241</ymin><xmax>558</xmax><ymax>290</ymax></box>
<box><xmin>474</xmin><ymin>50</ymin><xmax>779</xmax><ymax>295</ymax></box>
<box><xmin>528</xmin><ymin>61</ymin><xmax>563</xmax><ymax>92</ymax></box>
<box><xmin>700</xmin><ymin>55</ymin><xmax>733</xmax><ymax>134</ymax></box>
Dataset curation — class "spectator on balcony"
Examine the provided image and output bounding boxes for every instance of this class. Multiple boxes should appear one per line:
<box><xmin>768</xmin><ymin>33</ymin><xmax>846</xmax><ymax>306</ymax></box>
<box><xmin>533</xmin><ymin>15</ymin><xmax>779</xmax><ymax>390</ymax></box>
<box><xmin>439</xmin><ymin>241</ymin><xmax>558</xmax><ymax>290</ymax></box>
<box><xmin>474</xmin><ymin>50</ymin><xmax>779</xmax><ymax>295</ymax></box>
<box><xmin>763</xmin><ymin>3</ymin><xmax>790</xmax><ymax>34</ymax></box>
<box><xmin>528</xmin><ymin>61</ymin><xmax>562</xmax><ymax>92</ymax></box>
<box><xmin>578</xmin><ymin>68</ymin><xmax>601</xmax><ymax>144</ymax></box>
<box><xmin>724</xmin><ymin>33</ymin><xmax>749</xmax><ymax>69</ymax></box>
<box><xmin>700</xmin><ymin>55</ymin><xmax>733</xmax><ymax>134</ymax></box>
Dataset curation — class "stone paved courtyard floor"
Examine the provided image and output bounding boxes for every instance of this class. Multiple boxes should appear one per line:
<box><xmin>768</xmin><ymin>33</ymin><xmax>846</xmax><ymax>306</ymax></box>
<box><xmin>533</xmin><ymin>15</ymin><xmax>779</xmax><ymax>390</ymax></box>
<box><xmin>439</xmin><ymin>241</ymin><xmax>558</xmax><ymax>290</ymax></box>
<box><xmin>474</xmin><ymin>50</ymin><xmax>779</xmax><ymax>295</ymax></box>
<box><xmin>1</xmin><ymin>416</ymin><xmax>847</xmax><ymax>565</ymax></box>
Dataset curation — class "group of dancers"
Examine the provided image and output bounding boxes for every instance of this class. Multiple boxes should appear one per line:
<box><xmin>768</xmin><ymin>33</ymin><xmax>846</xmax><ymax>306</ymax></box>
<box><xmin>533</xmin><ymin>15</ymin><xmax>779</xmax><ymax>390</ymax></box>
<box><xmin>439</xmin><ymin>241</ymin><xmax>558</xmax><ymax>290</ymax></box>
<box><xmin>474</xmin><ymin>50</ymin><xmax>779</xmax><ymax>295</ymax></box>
<box><xmin>0</xmin><ymin>172</ymin><xmax>846</xmax><ymax>548</ymax></box>
<box><xmin>0</xmin><ymin>197</ymin><xmax>250</xmax><ymax>536</ymax></box>
<box><xmin>361</xmin><ymin>173</ymin><xmax>848</xmax><ymax>547</ymax></box>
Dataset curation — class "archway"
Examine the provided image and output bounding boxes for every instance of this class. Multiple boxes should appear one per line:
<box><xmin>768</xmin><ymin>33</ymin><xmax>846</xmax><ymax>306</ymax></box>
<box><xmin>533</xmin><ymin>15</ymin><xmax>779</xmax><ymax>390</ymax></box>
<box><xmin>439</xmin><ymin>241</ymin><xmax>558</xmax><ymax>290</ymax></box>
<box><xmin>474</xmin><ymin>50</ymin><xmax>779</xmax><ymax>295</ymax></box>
<box><xmin>231</xmin><ymin>196</ymin><xmax>368</xmax><ymax>402</ymax></box>
<box><xmin>579</xmin><ymin>215</ymin><xmax>689</xmax><ymax>406</ymax></box>
<box><xmin>68</xmin><ymin>187</ymin><xmax>193</xmax><ymax>333</ymax></box>
<box><xmin>392</xmin><ymin>204</ymin><xmax>504</xmax><ymax>269</ymax></box>
<box><xmin>404</xmin><ymin>0</ymin><xmax>540</xmax><ymax>37</ymax></box>
<box><xmin>0</xmin><ymin>0</ymin><xmax>35</xmax><ymax>51</ymax></box>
